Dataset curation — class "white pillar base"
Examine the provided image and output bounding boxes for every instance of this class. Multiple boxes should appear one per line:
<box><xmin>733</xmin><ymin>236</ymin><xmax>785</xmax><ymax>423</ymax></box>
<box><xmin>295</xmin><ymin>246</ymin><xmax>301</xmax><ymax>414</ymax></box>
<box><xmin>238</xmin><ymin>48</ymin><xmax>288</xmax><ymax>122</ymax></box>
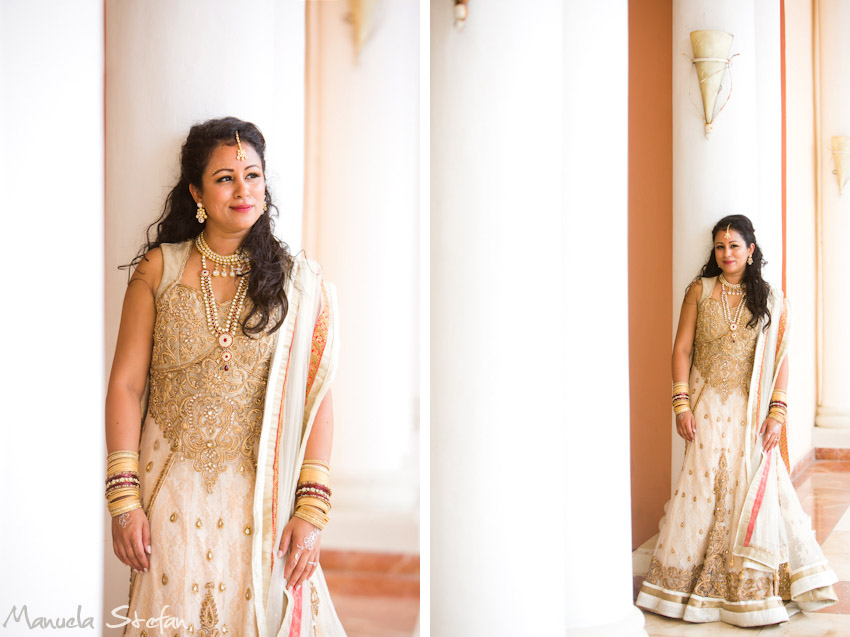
<box><xmin>321</xmin><ymin>462</ymin><xmax>419</xmax><ymax>553</ymax></box>
<box><xmin>565</xmin><ymin>607</ymin><xmax>647</xmax><ymax>637</ymax></box>
<box><xmin>632</xmin><ymin>533</ymin><xmax>659</xmax><ymax>577</ymax></box>
<box><xmin>815</xmin><ymin>406</ymin><xmax>850</xmax><ymax>428</ymax></box>
<box><xmin>320</xmin><ymin>508</ymin><xmax>418</xmax><ymax>554</ymax></box>
<box><xmin>813</xmin><ymin>425</ymin><xmax>850</xmax><ymax>449</ymax></box>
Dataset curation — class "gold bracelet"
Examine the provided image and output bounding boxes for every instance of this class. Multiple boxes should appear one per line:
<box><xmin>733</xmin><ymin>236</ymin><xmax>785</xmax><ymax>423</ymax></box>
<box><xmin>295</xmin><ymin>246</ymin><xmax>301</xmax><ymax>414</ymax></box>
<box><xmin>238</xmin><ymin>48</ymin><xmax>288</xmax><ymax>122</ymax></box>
<box><xmin>107</xmin><ymin>450</ymin><xmax>139</xmax><ymax>460</ymax></box>
<box><xmin>767</xmin><ymin>408</ymin><xmax>787</xmax><ymax>424</ymax></box>
<box><xmin>295</xmin><ymin>495</ymin><xmax>331</xmax><ymax>515</ymax></box>
<box><xmin>109</xmin><ymin>500</ymin><xmax>142</xmax><ymax>517</ymax></box>
<box><xmin>293</xmin><ymin>508</ymin><xmax>328</xmax><ymax>530</ymax></box>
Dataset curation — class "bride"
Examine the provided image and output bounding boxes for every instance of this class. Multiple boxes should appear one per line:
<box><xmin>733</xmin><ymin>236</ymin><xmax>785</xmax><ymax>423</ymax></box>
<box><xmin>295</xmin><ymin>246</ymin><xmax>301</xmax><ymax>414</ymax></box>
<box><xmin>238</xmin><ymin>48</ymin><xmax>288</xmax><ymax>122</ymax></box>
<box><xmin>635</xmin><ymin>215</ymin><xmax>837</xmax><ymax>627</ymax></box>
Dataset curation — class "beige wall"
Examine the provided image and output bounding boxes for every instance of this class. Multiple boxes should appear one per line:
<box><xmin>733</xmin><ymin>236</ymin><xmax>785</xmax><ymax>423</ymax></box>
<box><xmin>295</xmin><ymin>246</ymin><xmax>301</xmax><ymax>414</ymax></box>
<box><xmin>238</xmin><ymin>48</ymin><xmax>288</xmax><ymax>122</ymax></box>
<box><xmin>784</xmin><ymin>0</ymin><xmax>818</xmax><ymax>466</ymax></box>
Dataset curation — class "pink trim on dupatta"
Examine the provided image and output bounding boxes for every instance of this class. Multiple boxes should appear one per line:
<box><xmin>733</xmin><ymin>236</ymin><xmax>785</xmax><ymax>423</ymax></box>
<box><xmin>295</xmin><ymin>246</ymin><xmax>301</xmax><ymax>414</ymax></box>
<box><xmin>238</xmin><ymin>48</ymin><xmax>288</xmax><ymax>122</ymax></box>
<box><xmin>743</xmin><ymin>451</ymin><xmax>773</xmax><ymax>547</ymax></box>
<box><xmin>288</xmin><ymin>585</ymin><xmax>304</xmax><ymax>637</ymax></box>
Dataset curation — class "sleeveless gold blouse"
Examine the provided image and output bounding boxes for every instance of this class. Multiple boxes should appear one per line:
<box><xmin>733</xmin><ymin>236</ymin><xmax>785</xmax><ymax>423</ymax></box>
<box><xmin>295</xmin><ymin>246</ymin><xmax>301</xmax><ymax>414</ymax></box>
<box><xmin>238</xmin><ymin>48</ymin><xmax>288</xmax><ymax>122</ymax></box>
<box><xmin>692</xmin><ymin>296</ymin><xmax>758</xmax><ymax>403</ymax></box>
<box><xmin>148</xmin><ymin>282</ymin><xmax>280</xmax><ymax>494</ymax></box>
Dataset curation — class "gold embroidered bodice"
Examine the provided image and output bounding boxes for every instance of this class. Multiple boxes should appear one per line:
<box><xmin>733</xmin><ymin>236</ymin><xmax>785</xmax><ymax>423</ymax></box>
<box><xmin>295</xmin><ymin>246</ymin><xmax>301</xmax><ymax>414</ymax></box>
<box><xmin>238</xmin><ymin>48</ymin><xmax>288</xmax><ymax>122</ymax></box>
<box><xmin>692</xmin><ymin>296</ymin><xmax>758</xmax><ymax>402</ymax></box>
<box><xmin>148</xmin><ymin>283</ymin><xmax>280</xmax><ymax>493</ymax></box>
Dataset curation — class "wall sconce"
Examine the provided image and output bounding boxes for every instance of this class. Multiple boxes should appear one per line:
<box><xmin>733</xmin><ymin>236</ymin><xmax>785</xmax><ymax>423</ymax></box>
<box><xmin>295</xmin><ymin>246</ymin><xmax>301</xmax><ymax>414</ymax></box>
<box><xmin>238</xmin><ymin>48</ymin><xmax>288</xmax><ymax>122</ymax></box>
<box><xmin>348</xmin><ymin>0</ymin><xmax>380</xmax><ymax>60</ymax></box>
<box><xmin>832</xmin><ymin>136</ymin><xmax>850</xmax><ymax>194</ymax></box>
<box><xmin>690</xmin><ymin>30</ymin><xmax>735</xmax><ymax>139</ymax></box>
<box><xmin>454</xmin><ymin>0</ymin><xmax>469</xmax><ymax>31</ymax></box>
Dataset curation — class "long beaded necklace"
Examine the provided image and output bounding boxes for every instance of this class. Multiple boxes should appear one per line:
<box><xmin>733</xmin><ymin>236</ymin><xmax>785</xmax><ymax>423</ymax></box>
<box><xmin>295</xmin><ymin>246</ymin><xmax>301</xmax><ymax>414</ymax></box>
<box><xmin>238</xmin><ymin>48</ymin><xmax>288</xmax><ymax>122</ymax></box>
<box><xmin>195</xmin><ymin>234</ymin><xmax>251</xmax><ymax>370</ymax></box>
<box><xmin>719</xmin><ymin>275</ymin><xmax>746</xmax><ymax>342</ymax></box>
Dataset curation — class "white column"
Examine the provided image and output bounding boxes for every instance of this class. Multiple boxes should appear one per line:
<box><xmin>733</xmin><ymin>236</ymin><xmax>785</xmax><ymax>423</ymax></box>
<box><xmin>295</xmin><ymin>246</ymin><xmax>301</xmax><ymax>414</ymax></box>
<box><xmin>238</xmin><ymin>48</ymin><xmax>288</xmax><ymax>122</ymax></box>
<box><xmin>561</xmin><ymin>4</ymin><xmax>645</xmax><ymax>636</ymax></box>
<box><xmin>671</xmin><ymin>0</ymin><xmax>782</xmax><ymax>476</ymax></box>
<box><xmin>432</xmin><ymin>1</ymin><xmax>643</xmax><ymax>635</ymax></box>
<box><xmin>303</xmin><ymin>0</ymin><xmax>419</xmax><ymax>553</ymax></box>
<box><xmin>814</xmin><ymin>0</ymin><xmax>850</xmax><ymax>431</ymax></box>
<box><xmin>0</xmin><ymin>0</ymin><xmax>104</xmax><ymax>629</ymax></box>
<box><xmin>103</xmin><ymin>1</ymin><xmax>305</xmax><ymax>629</ymax></box>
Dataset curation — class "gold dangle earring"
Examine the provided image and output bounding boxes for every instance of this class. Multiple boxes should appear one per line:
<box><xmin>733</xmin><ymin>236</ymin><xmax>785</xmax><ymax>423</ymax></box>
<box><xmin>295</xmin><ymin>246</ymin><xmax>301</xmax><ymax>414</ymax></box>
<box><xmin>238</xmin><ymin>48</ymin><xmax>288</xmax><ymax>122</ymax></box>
<box><xmin>196</xmin><ymin>201</ymin><xmax>207</xmax><ymax>223</ymax></box>
<box><xmin>747</xmin><ymin>255</ymin><xmax>753</xmax><ymax>265</ymax></box>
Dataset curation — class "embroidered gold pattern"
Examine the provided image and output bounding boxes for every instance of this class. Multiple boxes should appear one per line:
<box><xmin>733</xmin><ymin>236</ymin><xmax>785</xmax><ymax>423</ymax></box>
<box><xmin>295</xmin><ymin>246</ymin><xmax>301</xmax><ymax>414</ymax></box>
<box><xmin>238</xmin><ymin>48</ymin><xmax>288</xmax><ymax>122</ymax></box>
<box><xmin>646</xmin><ymin>556</ymin><xmax>699</xmax><ymax>592</ymax></box>
<box><xmin>145</xmin><ymin>452</ymin><xmax>176</xmax><ymax>517</ymax></box>
<box><xmin>148</xmin><ymin>284</ymin><xmax>279</xmax><ymax>493</ymax></box>
<box><xmin>311</xmin><ymin>582</ymin><xmax>321</xmax><ymax>636</ymax></box>
<box><xmin>726</xmin><ymin>569</ymin><xmax>773</xmax><ymax>602</ymax></box>
<box><xmin>198</xmin><ymin>583</ymin><xmax>221</xmax><ymax>637</ymax></box>
<box><xmin>692</xmin><ymin>453</ymin><xmax>730</xmax><ymax>598</ymax></box>
<box><xmin>777</xmin><ymin>562</ymin><xmax>791</xmax><ymax>599</ymax></box>
<box><xmin>693</xmin><ymin>297</ymin><xmax>757</xmax><ymax>402</ymax></box>
<box><xmin>306</xmin><ymin>283</ymin><xmax>330</xmax><ymax>399</ymax></box>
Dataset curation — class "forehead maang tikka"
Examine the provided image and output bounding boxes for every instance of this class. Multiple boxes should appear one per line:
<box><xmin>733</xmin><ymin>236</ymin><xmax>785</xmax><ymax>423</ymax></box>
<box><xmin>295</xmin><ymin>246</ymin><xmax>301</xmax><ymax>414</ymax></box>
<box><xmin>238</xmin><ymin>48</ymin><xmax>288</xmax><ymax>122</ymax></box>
<box><xmin>235</xmin><ymin>131</ymin><xmax>247</xmax><ymax>161</ymax></box>
<box><xmin>724</xmin><ymin>223</ymin><xmax>731</xmax><ymax>239</ymax></box>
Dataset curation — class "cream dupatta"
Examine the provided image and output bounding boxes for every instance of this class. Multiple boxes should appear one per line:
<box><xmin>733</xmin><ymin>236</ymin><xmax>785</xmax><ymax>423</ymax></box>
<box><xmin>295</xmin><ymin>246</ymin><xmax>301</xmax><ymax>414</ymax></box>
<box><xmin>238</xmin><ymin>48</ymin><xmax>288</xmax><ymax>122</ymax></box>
<box><xmin>250</xmin><ymin>256</ymin><xmax>345</xmax><ymax>637</ymax></box>
<box><xmin>732</xmin><ymin>288</ymin><xmax>837</xmax><ymax>607</ymax></box>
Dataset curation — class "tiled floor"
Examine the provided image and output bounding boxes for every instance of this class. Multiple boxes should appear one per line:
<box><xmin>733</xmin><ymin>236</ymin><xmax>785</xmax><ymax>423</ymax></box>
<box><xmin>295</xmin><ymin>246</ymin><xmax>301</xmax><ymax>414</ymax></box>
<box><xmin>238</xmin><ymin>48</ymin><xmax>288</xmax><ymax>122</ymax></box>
<box><xmin>637</xmin><ymin>459</ymin><xmax>850</xmax><ymax>636</ymax></box>
<box><xmin>323</xmin><ymin>550</ymin><xmax>419</xmax><ymax>637</ymax></box>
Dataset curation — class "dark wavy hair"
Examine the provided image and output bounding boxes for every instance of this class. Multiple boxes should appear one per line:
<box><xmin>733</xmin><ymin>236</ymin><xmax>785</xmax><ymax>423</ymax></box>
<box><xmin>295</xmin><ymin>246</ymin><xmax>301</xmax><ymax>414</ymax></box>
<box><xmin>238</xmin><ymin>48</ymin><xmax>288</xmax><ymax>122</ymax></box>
<box><xmin>123</xmin><ymin>116</ymin><xmax>293</xmax><ymax>336</ymax></box>
<box><xmin>697</xmin><ymin>214</ymin><xmax>771</xmax><ymax>331</ymax></box>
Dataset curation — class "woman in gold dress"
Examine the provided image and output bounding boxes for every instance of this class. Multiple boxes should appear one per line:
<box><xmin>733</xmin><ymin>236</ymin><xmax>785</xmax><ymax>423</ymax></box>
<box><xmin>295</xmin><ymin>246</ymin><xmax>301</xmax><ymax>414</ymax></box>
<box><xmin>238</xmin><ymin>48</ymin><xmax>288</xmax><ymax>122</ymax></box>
<box><xmin>105</xmin><ymin>117</ymin><xmax>346</xmax><ymax>636</ymax></box>
<box><xmin>636</xmin><ymin>215</ymin><xmax>837</xmax><ymax>627</ymax></box>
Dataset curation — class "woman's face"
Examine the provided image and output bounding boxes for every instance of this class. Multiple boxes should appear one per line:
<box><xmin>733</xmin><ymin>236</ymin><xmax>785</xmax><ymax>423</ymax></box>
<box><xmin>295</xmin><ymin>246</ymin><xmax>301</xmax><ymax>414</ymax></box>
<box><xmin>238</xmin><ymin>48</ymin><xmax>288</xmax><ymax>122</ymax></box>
<box><xmin>189</xmin><ymin>141</ymin><xmax>266</xmax><ymax>236</ymax></box>
<box><xmin>714</xmin><ymin>228</ymin><xmax>754</xmax><ymax>278</ymax></box>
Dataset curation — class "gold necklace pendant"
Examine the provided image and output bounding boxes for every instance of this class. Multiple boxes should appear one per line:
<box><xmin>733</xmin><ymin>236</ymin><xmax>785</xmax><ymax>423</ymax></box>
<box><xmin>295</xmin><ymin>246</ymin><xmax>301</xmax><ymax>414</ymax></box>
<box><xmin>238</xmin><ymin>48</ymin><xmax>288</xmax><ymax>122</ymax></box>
<box><xmin>199</xmin><ymin>253</ymin><xmax>249</xmax><ymax>371</ymax></box>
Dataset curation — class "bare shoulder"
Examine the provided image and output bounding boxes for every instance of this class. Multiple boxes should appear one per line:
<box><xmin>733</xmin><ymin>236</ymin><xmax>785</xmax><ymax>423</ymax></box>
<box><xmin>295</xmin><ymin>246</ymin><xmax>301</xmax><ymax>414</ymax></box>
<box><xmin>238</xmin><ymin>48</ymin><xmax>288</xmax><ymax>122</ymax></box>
<box><xmin>130</xmin><ymin>247</ymin><xmax>164</xmax><ymax>297</ymax></box>
<box><xmin>683</xmin><ymin>278</ymin><xmax>702</xmax><ymax>305</ymax></box>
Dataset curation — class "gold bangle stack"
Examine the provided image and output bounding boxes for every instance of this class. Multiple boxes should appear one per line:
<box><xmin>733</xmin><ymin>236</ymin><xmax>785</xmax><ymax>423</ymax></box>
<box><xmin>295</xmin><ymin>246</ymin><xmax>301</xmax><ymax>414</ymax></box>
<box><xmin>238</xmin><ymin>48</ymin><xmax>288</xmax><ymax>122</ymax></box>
<box><xmin>768</xmin><ymin>389</ymin><xmax>788</xmax><ymax>424</ymax></box>
<box><xmin>672</xmin><ymin>381</ymin><xmax>691</xmax><ymax>415</ymax></box>
<box><xmin>293</xmin><ymin>459</ymin><xmax>331</xmax><ymax>530</ymax></box>
<box><xmin>105</xmin><ymin>450</ymin><xmax>142</xmax><ymax>517</ymax></box>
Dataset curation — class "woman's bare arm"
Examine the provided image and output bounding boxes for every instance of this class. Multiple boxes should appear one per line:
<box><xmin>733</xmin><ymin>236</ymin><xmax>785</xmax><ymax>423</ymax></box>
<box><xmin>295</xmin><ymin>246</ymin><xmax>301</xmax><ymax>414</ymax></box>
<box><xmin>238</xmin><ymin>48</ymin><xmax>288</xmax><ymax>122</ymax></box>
<box><xmin>105</xmin><ymin>249</ymin><xmax>162</xmax><ymax>573</ymax></box>
<box><xmin>304</xmin><ymin>391</ymin><xmax>334</xmax><ymax>462</ymax></box>
<box><xmin>672</xmin><ymin>280</ymin><xmax>700</xmax><ymax>382</ymax></box>
<box><xmin>105</xmin><ymin>249</ymin><xmax>162</xmax><ymax>452</ymax></box>
<box><xmin>672</xmin><ymin>280</ymin><xmax>701</xmax><ymax>441</ymax></box>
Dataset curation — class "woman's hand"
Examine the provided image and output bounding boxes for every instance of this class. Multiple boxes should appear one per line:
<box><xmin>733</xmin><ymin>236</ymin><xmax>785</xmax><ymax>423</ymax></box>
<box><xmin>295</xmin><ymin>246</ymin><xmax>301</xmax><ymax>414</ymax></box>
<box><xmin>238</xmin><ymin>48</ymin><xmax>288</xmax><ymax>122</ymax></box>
<box><xmin>676</xmin><ymin>410</ymin><xmax>696</xmax><ymax>441</ymax></box>
<box><xmin>759</xmin><ymin>416</ymin><xmax>783</xmax><ymax>453</ymax></box>
<box><xmin>278</xmin><ymin>517</ymin><xmax>321</xmax><ymax>591</ymax></box>
<box><xmin>111</xmin><ymin>508</ymin><xmax>151</xmax><ymax>573</ymax></box>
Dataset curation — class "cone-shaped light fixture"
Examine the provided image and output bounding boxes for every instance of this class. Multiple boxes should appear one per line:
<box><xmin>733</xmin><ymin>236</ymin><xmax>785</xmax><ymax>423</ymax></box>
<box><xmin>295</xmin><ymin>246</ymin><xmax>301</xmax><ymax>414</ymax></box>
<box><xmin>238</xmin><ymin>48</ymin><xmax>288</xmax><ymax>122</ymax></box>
<box><xmin>832</xmin><ymin>136</ymin><xmax>850</xmax><ymax>194</ymax></box>
<box><xmin>690</xmin><ymin>30</ymin><xmax>734</xmax><ymax>138</ymax></box>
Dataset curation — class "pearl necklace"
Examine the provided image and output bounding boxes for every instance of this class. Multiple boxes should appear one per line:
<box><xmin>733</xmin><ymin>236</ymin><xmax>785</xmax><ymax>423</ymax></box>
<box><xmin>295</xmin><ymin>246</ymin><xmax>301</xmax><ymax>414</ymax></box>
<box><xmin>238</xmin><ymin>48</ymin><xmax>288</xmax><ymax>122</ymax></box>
<box><xmin>195</xmin><ymin>235</ymin><xmax>250</xmax><ymax>370</ymax></box>
<box><xmin>719</xmin><ymin>274</ymin><xmax>744</xmax><ymax>296</ymax></box>
<box><xmin>196</xmin><ymin>232</ymin><xmax>249</xmax><ymax>277</ymax></box>
<box><xmin>720</xmin><ymin>282</ymin><xmax>747</xmax><ymax>342</ymax></box>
